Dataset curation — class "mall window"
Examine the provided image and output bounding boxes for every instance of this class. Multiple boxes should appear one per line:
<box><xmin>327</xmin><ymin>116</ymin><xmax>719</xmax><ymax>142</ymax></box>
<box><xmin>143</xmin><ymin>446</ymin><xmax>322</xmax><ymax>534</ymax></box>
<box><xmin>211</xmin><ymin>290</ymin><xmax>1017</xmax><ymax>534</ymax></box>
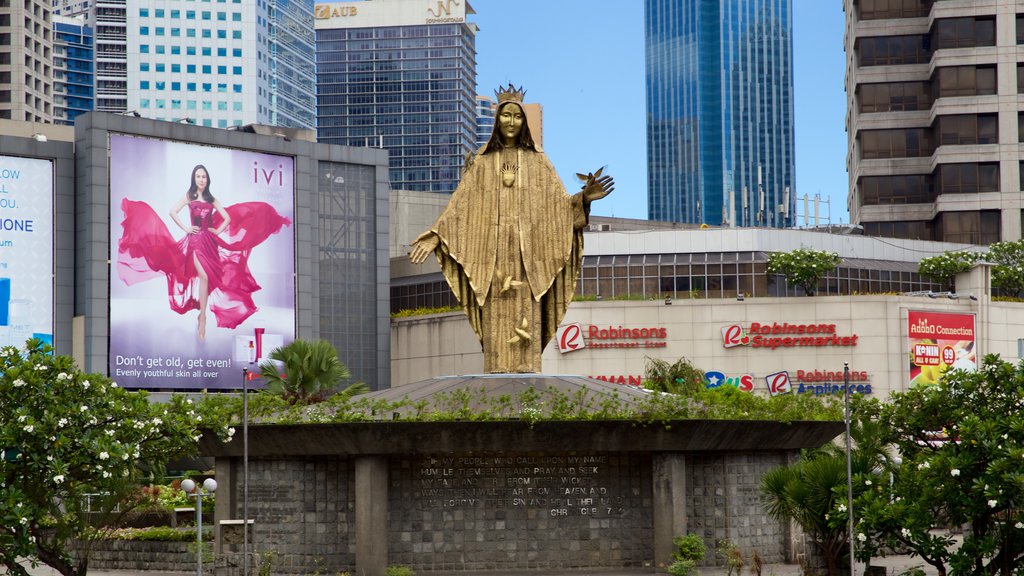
<box><xmin>938</xmin><ymin>163</ymin><xmax>999</xmax><ymax>194</ymax></box>
<box><xmin>858</xmin><ymin>81</ymin><xmax>932</xmax><ymax>112</ymax></box>
<box><xmin>1017</xmin><ymin>15</ymin><xmax>1024</xmax><ymax>44</ymax></box>
<box><xmin>937</xmin><ymin>114</ymin><xmax>997</xmax><ymax>145</ymax></box>
<box><xmin>933</xmin><ymin>17</ymin><xmax>995</xmax><ymax>49</ymax></box>
<box><xmin>858</xmin><ymin>35</ymin><xmax>930</xmax><ymax>66</ymax></box>
<box><xmin>935</xmin><ymin>65</ymin><xmax>996</xmax><ymax>97</ymax></box>
<box><xmin>859</xmin><ymin>128</ymin><xmax>934</xmax><ymax>159</ymax></box>
<box><xmin>1018</xmin><ymin>65</ymin><xmax>1024</xmax><ymax>94</ymax></box>
<box><xmin>390</xmin><ymin>251</ymin><xmax>945</xmax><ymax>313</ymax></box>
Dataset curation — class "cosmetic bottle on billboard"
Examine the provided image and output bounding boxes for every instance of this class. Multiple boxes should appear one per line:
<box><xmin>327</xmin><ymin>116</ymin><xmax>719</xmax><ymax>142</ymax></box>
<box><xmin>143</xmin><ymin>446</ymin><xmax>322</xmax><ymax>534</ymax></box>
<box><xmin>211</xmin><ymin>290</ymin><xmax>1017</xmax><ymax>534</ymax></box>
<box><xmin>8</xmin><ymin>298</ymin><xmax>33</xmax><ymax>350</ymax></box>
<box><xmin>0</xmin><ymin>278</ymin><xmax>9</xmax><ymax>347</ymax></box>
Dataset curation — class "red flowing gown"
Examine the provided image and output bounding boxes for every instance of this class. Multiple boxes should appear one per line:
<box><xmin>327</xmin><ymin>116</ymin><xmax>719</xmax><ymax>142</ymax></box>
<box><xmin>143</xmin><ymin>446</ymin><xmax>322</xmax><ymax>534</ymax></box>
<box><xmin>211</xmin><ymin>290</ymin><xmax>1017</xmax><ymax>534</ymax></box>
<box><xmin>116</xmin><ymin>199</ymin><xmax>291</xmax><ymax>329</ymax></box>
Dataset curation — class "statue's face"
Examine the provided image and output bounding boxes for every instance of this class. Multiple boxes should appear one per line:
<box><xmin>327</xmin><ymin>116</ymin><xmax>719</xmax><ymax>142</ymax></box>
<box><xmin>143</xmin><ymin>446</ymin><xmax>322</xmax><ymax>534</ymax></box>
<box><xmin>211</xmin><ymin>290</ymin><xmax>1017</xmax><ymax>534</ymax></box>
<box><xmin>498</xmin><ymin>103</ymin><xmax>524</xmax><ymax>142</ymax></box>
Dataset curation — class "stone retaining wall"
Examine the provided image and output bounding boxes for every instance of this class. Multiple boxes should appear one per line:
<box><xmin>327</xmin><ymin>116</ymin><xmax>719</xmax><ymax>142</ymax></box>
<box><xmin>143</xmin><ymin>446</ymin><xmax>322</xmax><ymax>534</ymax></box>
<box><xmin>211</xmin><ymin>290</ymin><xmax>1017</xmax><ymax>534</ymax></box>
<box><xmin>388</xmin><ymin>452</ymin><xmax>654</xmax><ymax>572</ymax></box>
<box><xmin>76</xmin><ymin>539</ymin><xmax>200</xmax><ymax>572</ymax></box>
<box><xmin>204</xmin><ymin>418</ymin><xmax>843</xmax><ymax>574</ymax></box>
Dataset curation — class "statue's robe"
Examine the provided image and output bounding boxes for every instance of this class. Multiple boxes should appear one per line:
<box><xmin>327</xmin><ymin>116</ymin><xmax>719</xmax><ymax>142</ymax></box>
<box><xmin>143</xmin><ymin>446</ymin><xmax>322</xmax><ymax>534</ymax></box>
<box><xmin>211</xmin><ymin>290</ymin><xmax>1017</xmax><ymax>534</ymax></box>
<box><xmin>418</xmin><ymin>146</ymin><xmax>589</xmax><ymax>373</ymax></box>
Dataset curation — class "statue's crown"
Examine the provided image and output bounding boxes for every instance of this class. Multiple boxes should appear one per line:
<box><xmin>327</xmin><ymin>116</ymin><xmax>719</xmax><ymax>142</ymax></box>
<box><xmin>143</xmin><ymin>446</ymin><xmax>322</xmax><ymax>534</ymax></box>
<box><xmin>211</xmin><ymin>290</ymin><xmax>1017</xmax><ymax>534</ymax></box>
<box><xmin>495</xmin><ymin>83</ymin><xmax>526</xmax><ymax>104</ymax></box>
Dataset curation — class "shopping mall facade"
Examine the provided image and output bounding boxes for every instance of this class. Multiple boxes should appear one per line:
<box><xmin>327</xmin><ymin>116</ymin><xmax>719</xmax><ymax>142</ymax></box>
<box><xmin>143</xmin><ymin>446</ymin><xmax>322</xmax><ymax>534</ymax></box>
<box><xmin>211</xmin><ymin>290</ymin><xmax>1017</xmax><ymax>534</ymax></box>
<box><xmin>392</xmin><ymin>225</ymin><xmax>1024</xmax><ymax>401</ymax></box>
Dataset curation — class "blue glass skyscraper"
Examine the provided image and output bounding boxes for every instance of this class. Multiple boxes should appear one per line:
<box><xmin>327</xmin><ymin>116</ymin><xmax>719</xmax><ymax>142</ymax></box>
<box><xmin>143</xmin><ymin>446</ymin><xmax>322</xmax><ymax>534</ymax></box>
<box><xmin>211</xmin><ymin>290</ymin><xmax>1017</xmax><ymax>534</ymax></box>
<box><xmin>646</xmin><ymin>0</ymin><xmax>795</xmax><ymax>227</ymax></box>
<box><xmin>53</xmin><ymin>15</ymin><xmax>95</xmax><ymax>126</ymax></box>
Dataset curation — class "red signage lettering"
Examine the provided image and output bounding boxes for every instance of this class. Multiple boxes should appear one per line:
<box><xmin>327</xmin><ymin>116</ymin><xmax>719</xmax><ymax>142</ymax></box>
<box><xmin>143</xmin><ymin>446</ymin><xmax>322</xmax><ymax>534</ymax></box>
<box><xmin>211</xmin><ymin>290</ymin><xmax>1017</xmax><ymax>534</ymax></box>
<box><xmin>721</xmin><ymin>322</ymin><xmax>858</xmax><ymax>350</ymax></box>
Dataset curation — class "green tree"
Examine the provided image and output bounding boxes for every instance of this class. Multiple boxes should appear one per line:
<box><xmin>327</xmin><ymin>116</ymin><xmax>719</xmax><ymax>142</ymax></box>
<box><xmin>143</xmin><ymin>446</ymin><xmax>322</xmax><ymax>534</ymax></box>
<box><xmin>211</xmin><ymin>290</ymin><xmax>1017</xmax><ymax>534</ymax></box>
<box><xmin>987</xmin><ymin>240</ymin><xmax>1024</xmax><ymax>297</ymax></box>
<box><xmin>642</xmin><ymin>356</ymin><xmax>705</xmax><ymax>395</ymax></box>
<box><xmin>852</xmin><ymin>355</ymin><xmax>1024</xmax><ymax>576</ymax></box>
<box><xmin>917</xmin><ymin>251</ymin><xmax>980</xmax><ymax>286</ymax></box>
<box><xmin>760</xmin><ymin>394</ymin><xmax>884</xmax><ymax>576</ymax></box>
<box><xmin>259</xmin><ymin>339</ymin><xmax>368</xmax><ymax>405</ymax></box>
<box><xmin>766</xmin><ymin>248</ymin><xmax>841</xmax><ymax>296</ymax></box>
<box><xmin>0</xmin><ymin>340</ymin><xmax>230</xmax><ymax>576</ymax></box>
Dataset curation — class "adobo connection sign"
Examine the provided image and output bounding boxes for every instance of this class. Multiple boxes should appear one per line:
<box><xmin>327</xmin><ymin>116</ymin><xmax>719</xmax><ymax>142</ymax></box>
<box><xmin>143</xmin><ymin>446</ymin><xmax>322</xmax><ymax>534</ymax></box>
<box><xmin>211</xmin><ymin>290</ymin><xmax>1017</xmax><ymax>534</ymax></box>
<box><xmin>721</xmin><ymin>322</ymin><xmax>858</xmax><ymax>350</ymax></box>
<box><xmin>907</xmin><ymin>311</ymin><xmax>975</xmax><ymax>386</ymax></box>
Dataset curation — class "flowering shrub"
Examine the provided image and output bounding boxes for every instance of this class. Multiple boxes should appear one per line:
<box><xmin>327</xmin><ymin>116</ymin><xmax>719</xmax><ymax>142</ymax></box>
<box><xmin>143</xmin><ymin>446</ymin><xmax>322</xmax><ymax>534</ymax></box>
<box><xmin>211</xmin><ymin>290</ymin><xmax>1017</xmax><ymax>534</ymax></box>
<box><xmin>766</xmin><ymin>248</ymin><xmax>841</xmax><ymax>296</ymax></box>
<box><xmin>848</xmin><ymin>355</ymin><xmax>1024</xmax><ymax>574</ymax></box>
<box><xmin>987</xmin><ymin>240</ymin><xmax>1024</xmax><ymax>297</ymax></box>
<box><xmin>918</xmin><ymin>242</ymin><xmax>1024</xmax><ymax>296</ymax></box>
<box><xmin>0</xmin><ymin>339</ymin><xmax>231</xmax><ymax>576</ymax></box>
<box><xmin>917</xmin><ymin>250</ymin><xmax>979</xmax><ymax>285</ymax></box>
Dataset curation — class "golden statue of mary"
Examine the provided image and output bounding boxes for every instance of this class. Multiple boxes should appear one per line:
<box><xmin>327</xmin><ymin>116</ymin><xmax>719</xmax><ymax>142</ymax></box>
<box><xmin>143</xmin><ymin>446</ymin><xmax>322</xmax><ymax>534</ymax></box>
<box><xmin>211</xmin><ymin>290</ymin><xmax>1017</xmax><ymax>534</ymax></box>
<box><xmin>409</xmin><ymin>84</ymin><xmax>614</xmax><ymax>373</ymax></box>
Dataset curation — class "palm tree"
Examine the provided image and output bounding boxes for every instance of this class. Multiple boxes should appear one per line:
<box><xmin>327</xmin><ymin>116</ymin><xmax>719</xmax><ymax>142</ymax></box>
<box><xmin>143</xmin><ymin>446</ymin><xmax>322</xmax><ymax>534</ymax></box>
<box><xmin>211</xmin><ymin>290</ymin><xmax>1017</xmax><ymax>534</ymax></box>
<box><xmin>259</xmin><ymin>339</ymin><xmax>367</xmax><ymax>405</ymax></box>
<box><xmin>761</xmin><ymin>449</ymin><xmax>878</xmax><ymax>576</ymax></box>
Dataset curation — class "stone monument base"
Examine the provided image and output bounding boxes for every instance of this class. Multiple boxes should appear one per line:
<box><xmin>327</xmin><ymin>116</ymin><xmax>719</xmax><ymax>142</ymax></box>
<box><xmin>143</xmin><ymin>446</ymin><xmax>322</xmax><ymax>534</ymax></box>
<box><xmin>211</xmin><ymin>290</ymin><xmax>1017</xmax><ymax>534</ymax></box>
<box><xmin>202</xmin><ymin>375</ymin><xmax>842</xmax><ymax>575</ymax></box>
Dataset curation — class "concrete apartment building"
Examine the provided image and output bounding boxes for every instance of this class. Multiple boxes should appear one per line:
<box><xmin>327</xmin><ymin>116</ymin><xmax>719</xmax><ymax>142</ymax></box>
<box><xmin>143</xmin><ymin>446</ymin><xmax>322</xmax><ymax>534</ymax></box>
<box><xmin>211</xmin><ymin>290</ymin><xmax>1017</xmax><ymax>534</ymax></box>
<box><xmin>0</xmin><ymin>0</ymin><xmax>54</xmax><ymax>122</ymax></box>
<box><xmin>846</xmin><ymin>0</ymin><xmax>1024</xmax><ymax>243</ymax></box>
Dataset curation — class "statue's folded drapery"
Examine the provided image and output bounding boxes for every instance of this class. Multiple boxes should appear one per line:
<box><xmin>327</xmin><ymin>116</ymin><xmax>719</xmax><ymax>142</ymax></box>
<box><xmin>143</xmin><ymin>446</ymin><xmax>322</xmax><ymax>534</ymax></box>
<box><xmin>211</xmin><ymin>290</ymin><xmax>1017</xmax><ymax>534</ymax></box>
<box><xmin>420</xmin><ymin>146</ymin><xmax>589</xmax><ymax>373</ymax></box>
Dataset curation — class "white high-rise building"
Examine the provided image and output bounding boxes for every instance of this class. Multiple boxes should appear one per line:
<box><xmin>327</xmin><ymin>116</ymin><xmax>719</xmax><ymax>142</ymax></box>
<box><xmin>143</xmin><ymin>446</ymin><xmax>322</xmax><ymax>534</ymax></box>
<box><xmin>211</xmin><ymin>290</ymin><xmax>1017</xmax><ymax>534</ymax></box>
<box><xmin>124</xmin><ymin>1</ymin><xmax>315</xmax><ymax>129</ymax></box>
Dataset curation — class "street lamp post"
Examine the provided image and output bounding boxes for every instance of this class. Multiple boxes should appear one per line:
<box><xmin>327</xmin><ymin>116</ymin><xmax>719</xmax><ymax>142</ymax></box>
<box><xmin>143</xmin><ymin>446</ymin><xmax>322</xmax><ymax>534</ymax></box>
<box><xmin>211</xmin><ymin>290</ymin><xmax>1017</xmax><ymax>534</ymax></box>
<box><xmin>844</xmin><ymin>362</ymin><xmax>856</xmax><ymax>576</ymax></box>
<box><xmin>242</xmin><ymin>341</ymin><xmax>255</xmax><ymax>575</ymax></box>
<box><xmin>180</xmin><ymin>477</ymin><xmax>217</xmax><ymax>576</ymax></box>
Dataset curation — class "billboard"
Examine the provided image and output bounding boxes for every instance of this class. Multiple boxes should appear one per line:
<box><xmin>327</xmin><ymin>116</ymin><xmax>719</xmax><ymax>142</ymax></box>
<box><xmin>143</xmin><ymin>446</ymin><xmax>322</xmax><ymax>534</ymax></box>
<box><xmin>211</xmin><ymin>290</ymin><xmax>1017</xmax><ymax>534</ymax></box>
<box><xmin>314</xmin><ymin>0</ymin><xmax>467</xmax><ymax>29</ymax></box>
<box><xmin>0</xmin><ymin>155</ymin><xmax>54</xmax><ymax>349</ymax></box>
<box><xmin>908</xmin><ymin>310</ymin><xmax>976</xmax><ymax>386</ymax></box>
<box><xmin>108</xmin><ymin>134</ymin><xmax>295</xmax><ymax>389</ymax></box>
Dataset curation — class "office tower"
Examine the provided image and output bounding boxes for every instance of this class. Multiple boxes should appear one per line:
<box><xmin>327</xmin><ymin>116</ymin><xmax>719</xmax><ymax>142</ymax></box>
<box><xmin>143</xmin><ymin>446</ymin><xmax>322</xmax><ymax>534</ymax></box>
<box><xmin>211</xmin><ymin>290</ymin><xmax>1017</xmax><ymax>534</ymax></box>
<box><xmin>645</xmin><ymin>0</ymin><xmax>795</xmax><ymax>227</ymax></box>
<box><xmin>92</xmin><ymin>0</ymin><xmax>126</xmax><ymax>113</ymax></box>
<box><xmin>475</xmin><ymin>95</ymin><xmax>494</xmax><ymax>149</ymax></box>
<box><xmin>0</xmin><ymin>0</ymin><xmax>54</xmax><ymax>122</ymax></box>
<box><xmin>126</xmin><ymin>1</ymin><xmax>315</xmax><ymax>129</ymax></box>
<box><xmin>52</xmin><ymin>0</ymin><xmax>92</xmax><ymax>16</ymax></box>
<box><xmin>846</xmin><ymin>0</ymin><xmax>1023</xmax><ymax>243</ymax></box>
<box><xmin>53</xmin><ymin>14</ymin><xmax>93</xmax><ymax>125</ymax></box>
<box><xmin>316</xmin><ymin>0</ymin><xmax>478</xmax><ymax>194</ymax></box>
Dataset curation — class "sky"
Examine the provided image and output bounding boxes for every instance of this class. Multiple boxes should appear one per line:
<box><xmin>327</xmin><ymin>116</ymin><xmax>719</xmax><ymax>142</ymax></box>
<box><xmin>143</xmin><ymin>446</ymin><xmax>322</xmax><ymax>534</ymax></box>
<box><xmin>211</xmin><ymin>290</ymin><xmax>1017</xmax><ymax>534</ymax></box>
<box><xmin>471</xmin><ymin>0</ymin><xmax>848</xmax><ymax>224</ymax></box>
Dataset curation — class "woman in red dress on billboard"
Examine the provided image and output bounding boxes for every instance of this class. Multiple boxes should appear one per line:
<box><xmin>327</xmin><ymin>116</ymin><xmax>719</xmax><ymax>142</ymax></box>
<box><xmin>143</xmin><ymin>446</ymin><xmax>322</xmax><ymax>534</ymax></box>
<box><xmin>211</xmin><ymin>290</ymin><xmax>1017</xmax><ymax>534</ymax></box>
<box><xmin>116</xmin><ymin>164</ymin><xmax>291</xmax><ymax>341</ymax></box>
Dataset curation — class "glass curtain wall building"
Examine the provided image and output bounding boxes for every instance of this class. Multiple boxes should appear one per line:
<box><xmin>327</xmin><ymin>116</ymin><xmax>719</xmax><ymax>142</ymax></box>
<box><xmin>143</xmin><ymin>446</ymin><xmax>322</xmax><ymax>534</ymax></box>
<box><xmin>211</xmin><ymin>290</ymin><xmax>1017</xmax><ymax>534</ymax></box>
<box><xmin>475</xmin><ymin>94</ymin><xmax>495</xmax><ymax>148</ymax></box>
<box><xmin>316</xmin><ymin>0</ymin><xmax>478</xmax><ymax>194</ymax></box>
<box><xmin>53</xmin><ymin>15</ymin><xmax>94</xmax><ymax>126</ymax></box>
<box><xmin>646</xmin><ymin>0</ymin><xmax>795</xmax><ymax>227</ymax></box>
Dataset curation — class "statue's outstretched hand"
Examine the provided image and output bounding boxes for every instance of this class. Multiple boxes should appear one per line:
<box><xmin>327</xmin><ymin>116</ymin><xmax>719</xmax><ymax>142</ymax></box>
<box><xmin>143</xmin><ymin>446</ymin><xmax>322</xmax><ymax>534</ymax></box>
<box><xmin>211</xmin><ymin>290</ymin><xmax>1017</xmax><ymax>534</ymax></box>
<box><xmin>409</xmin><ymin>233</ymin><xmax>439</xmax><ymax>264</ymax></box>
<box><xmin>578</xmin><ymin>166</ymin><xmax>614</xmax><ymax>203</ymax></box>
